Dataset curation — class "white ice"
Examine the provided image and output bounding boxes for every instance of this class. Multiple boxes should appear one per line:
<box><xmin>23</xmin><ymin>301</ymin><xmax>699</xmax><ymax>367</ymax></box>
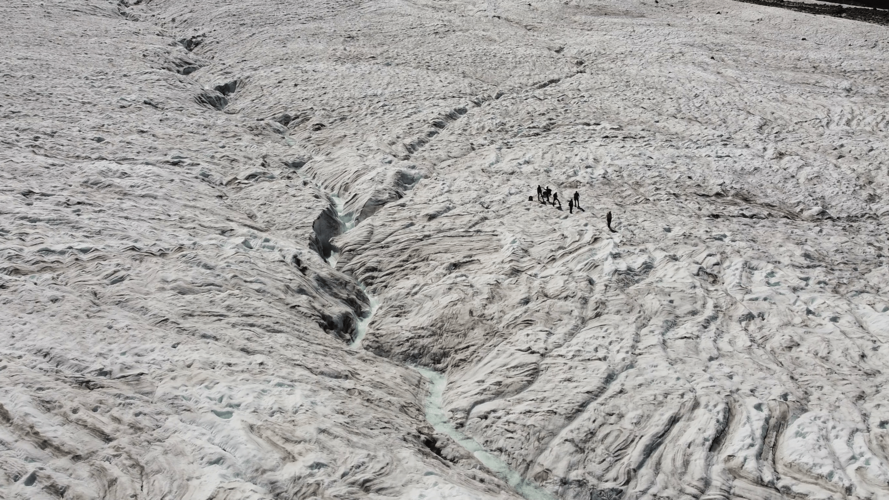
<box><xmin>3</xmin><ymin>0</ymin><xmax>889</xmax><ymax>498</ymax></box>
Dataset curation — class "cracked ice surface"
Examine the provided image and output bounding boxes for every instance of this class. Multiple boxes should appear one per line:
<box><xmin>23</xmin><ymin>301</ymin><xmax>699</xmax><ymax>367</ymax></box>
<box><xmin>3</xmin><ymin>0</ymin><xmax>889</xmax><ymax>498</ymax></box>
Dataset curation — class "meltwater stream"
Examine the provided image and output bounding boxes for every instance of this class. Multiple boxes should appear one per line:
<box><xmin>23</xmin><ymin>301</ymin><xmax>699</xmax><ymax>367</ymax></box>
<box><xmin>325</xmin><ymin>193</ymin><xmax>380</xmax><ymax>349</ymax></box>
<box><xmin>325</xmin><ymin>193</ymin><xmax>355</xmax><ymax>270</ymax></box>
<box><xmin>350</xmin><ymin>283</ymin><xmax>379</xmax><ymax>349</ymax></box>
<box><xmin>322</xmin><ymin>191</ymin><xmax>550</xmax><ymax>498</ymax></box>
<box><xmin>415</xmin><ymin>367</ymin><xmax>556</xmax><ymax>500</ymax></box>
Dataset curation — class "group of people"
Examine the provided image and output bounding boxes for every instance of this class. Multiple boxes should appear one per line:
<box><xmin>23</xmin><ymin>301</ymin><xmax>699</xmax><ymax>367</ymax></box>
<box><xmin>536</xmin><ymin>185</ymin><xmax>584</xmax><ymax>214</ymax></box>
<box><xmin>532</xmin><ymin>185</ymin><xmax>617</xmax><ymax>232</ymax></box>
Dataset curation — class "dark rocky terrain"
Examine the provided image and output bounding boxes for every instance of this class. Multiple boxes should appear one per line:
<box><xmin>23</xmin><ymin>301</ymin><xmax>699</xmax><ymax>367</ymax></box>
<box><xmin>735</xmin><ymin>0</ymin><xmax>889</xmax><ymax>26</ymax></box>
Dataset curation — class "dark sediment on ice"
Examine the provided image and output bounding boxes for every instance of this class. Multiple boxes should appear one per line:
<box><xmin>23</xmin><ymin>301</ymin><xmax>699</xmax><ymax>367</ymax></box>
<box><xmin>734</xmin><ymin>0</ymin><xmax>889</xmax><ymax>25</ymax></box>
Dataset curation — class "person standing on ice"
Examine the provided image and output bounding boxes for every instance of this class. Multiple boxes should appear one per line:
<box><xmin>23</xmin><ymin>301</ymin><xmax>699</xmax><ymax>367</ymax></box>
<box><xmin>568</xmin><ymin>198</ymin><xmax>574</xmax><ymax>214</ymax></box>
<box><xmin>537</xmin><ymin>185</ymin><xmax>543</xmax><ymax>202</ymax></box>
<box><xmin>552</xmin><ymin>192</ymin><xmax>561</xmax><ymax>210</ymax></box>
<box><xmin>543</xmin><ymin>187</ymin><xmax>551</xmax><ymax>204</ymax></box>
<box><xmin>573</xmin><ymin>191</ymin><xmax>580</xmax><ymax>209</ymax></box>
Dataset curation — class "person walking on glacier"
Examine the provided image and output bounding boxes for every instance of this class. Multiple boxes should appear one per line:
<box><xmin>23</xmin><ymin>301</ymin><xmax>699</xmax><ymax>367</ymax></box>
<box><xmin>568</xmin><ymin>198</ymin><xmax>574</xmax><ymax>214</ymax></box>
<box><xmin>537</xmin><ymin>185</ymin><xmax>543</xmax><ymax>202</ymax></box>
<box><xmin>573</xmin><ymin>191</ymin><xmax>580</xmax><ymax>210</ymax></box>
<box><xmin>552</xmin><ymin>192</ymin><xmax>561</xmax><ymax>210</ymax></box>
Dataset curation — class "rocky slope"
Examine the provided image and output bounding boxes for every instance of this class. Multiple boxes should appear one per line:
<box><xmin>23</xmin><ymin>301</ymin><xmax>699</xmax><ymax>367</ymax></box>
<box><xmin>2</xmin><ymin>0</ymin><xmax>889</xmax><ymax>498</ymax></box>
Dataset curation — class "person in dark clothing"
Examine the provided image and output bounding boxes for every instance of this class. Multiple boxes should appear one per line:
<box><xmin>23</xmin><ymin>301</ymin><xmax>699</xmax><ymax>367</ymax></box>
<box><xmin>573</xmin><ymin>191</ymin><xmax>580</xmax><ymax>209</ymax></box>
<box><xmin>537</xmin><ymin>185</ymin><xmax>543</xmax><ymax>202</ymax></box>
<box><xmin>543</xmin><ymin>187</ymin><xmax>551</xmax><ymax>204</ymax></box>
<box><xmin>606</xmin><ymin>211</ymin><xmax>617</xmax><ymax>232</ymax></box>
<box><xmin>552</xmin><ymin>192</ymin><xmax>561</xmax><ymax>210</ymax></box>
<box><xmin>568</xmin><ymin>198</ymin><xmax>574</xmax><ymax>214</ymax></box>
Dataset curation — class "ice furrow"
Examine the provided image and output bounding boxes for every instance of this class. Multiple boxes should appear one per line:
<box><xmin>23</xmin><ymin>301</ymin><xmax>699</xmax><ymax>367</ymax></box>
<box><xmin>416</xmin><ymin>367</ymin><xmax>556</xmax><ymax>500</ymax></box>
